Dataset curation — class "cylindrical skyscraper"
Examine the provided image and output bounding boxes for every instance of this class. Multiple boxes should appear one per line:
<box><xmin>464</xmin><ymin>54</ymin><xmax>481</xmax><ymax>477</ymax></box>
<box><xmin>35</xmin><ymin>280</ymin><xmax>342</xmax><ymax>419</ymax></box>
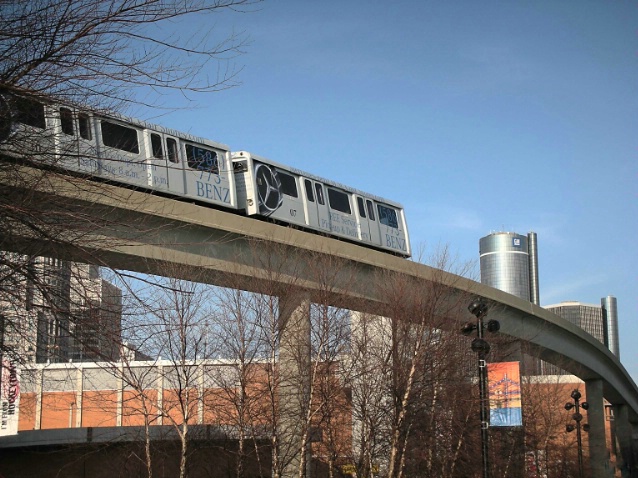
<box><xmin>545</xmin><ymin>298</ymin><xmax>620</xmax><ymax>359</ymax></box>
<box><xmin>479</xmin><ymin>231</ymin><xmax>540</xmax><ymax>305</ymax></box>
<box><xmin>601</xmin><ymin>295</ymin><xmax>620</xmax><ymax>358</ymax></box>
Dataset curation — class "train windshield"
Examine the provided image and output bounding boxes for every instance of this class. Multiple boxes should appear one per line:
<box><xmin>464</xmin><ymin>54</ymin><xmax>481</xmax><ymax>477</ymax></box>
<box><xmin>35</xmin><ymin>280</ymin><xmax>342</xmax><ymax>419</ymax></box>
<box><xmin>186</xmin><ymin>144</ymin><xmax>218</xmax><ymax>172</ymax></box>
<box><xmin>377</xmin><ymin>204</ymin><xmax>399</xmax><ymax>228</ymax></box>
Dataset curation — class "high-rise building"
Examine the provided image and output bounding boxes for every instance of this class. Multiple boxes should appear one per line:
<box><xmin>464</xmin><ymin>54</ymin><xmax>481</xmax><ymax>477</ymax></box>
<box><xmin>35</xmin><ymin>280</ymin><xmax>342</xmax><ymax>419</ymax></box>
<box><xmin>478</xmin><ymin>232</ymin><xmax>620</xmax><ymax>375</ymax></box>
<box><xmin>479</xmin><ymin>231</ymin><xmax>540</xmax><ymax>304</ymax></box>
<box><xmin>0</xmin><ymin>255</ymin><xmax>122</xmax><ymax>363</ymax></box>
<box><xmin>545</xmin><ymin>297</ymin><xmax>619</xmax><ymax>358</ymax></box>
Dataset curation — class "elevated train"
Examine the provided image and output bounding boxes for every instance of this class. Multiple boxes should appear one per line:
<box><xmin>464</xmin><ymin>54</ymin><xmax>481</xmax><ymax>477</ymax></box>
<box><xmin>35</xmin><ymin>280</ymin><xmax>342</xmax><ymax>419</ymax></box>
<box><xmin>0</xmin><ymin>92</ymin><xmax>411</xmax><ymax>257</ymax></box>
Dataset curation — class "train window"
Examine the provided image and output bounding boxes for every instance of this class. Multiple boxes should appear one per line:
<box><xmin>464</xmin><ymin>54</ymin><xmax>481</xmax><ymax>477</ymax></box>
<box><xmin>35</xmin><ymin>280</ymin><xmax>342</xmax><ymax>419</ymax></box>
<box><xmin>166</xmin><ymin>138</ymin><xmax>179</xmax><ymax>163</ymax></box>
<box><xmin>59</xmin><ymin>108</ymin><xmax>74</xmax><ymax>136</ymax></box>
<box><xmin>78</xmin><ymin>114</ymin><xmax>91</xmax><ymax>140</ymax></box>
<box><xmin>186</xmin><ymin>144</ymin><xmax>217</xmax><ymax>171</ymax></box>
<box><xmin>150</xmin><ymin>133</ymin><xmax>163</xmax><ymax>159</ymax></box>
<box><xmin>100</xmin><ymin>120</ymin><xmax>139</xmax><ymax>154</ymax></box>
<box><xmin>378</xmin><ymin>205</ymin><xmax>398</xmax><ymax>228</ymax></box>
<box><xmin>366</xmin><ymin>200</ymin><xmax>375</xmax><ymax>221</ymax></box>
<box><xmin>357</xmin><ymin>197</ymin><xmax>366</xmax><ymax>218</ymax></box>
<box><xmin>328</xmin><ymin>188</ymin><xmax>351</xmax><ymax>214</ymax></box>
<box><xmin>278</xmin><ymin>171</ymin><xmax>298</xmax><ymax>198</ymax></box>
<box><xmin>14</xmin><ymin>96</ymin><xmax>46</xmax><ymax>129</ymax></box>
<box><xmin>315</xmin><ymin>183</ymin><xmax>325</xmax><ymax>205</ymax></box>
<box><xmin>304</xmin><ymin>179</ymin><xmax>314</xmax><ymax>202</ymax></box>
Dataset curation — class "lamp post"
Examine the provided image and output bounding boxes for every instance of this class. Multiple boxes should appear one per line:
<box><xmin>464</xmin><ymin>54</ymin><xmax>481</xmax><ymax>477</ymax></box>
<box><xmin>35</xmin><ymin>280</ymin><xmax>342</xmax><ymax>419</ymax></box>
<box><xmin>565</xmin><ymin>389</ymin><xmax>589</xmax><ymax>478</ymax></box>
<box><xmin>462</xmin><ymin>299</ymin><xmax>500</xmax><ymax>478</ymax></box>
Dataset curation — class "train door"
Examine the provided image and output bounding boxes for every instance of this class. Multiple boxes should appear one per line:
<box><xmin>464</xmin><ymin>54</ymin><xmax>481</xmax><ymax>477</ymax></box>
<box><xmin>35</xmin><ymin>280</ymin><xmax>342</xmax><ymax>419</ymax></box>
<box><xmin>356</xmin><ymin>196</ymin><xmax>382</xmax><ymax>246</ymax></box>
<box><xmin>76</xmin><ymin>112</ymin><xmax>97</xmax><ymax>171</ymax></box>
<box><xmin>365</xmin><ymin>199</ymin><xmax>382</xmax><ymax>246</ymax></box>
<box><xmin>164</xmin><ymin>136</ymin><xmax>185</xmax><ymax>194</ymax></box>
<box><xmin>55</xmin><ymin>106</ymin><xmax>79</xmax><ymax>169</ymax></box>
<box><xmin>57</xmin><ymin>107</ymin><xmax>97</xmax><ymax>174</ymax></box>
<box><xmin>302</xmin><ymin>179</ymin><xmax>330</xmax><ymax>231</ymax></box>
<box><xmin>145</xmin><ymin>131</ymin><xmax>171</xmax><ymax>191</ymax></box>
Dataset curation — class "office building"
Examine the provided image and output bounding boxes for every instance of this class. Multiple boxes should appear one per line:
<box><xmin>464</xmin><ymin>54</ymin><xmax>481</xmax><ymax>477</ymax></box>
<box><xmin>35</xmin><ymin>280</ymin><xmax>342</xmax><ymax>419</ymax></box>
<box><xmin>0</xmin><ymin>255</ymin><xmax>122</xmax><ymax>363</ymax></box>
<box><xmin>479</xmin><ymin>231</ymin><xmax>620</xmax><ymax>375</ymax></box>
<box><xmin>479</xmin><ymin>231</ymin><xmax>540</xmax><ymax>304</ymax></box>
<box><xmin>545</xmin><ymin>297</ymin><xmax>619</xmax><ymax>358</ymax></box>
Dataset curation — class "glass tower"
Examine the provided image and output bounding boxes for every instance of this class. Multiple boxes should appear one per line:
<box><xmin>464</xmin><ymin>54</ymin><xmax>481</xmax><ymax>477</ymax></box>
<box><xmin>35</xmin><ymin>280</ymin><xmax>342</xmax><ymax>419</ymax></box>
<box><xmin>545</xmin><ymin>298</ymin><xmax>620</xmax><ymax>358</ymax></box>
<box><xmin>479</xmin><ymin>231</ymin><xmax>620</xmax><ymax>375</ymax></box>
<box><xmin>479</xmin><ymin>231</ymin><xmax>540</xmax><ymax>305</ymax></box>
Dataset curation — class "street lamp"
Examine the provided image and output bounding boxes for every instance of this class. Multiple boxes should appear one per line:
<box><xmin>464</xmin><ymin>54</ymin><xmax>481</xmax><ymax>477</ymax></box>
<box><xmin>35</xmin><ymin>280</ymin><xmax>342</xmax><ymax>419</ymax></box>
<box><xmin>463</xmin><ymin>298</ymin><xmax>500</xmax><ymax>478</ymax></box>
<box><xmin>565</xmin><ymin>389</ymin><xmax>589</xmax><ymax>478</ymax></box>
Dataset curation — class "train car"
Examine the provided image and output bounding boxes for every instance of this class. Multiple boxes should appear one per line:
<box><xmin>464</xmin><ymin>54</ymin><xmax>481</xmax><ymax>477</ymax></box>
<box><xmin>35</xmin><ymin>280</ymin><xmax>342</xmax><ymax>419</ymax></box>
<box><xmin>0</xmin><ymin>91</ymin><xmax>238</xmax><ymax>211</ymax></box>
<box><xmin>232</xmin><ymin>151</ymin><xmax>411</xmax><ymax>257</ymax></box>
<box><xmin>0</xmin><ymin>90</ymin><xmax>411</xmax><ymax>257</ymax></box>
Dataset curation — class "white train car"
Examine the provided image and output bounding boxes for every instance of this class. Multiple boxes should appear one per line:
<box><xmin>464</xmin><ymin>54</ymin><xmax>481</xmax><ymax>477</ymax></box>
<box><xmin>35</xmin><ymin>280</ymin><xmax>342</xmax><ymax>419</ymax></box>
<box><xmin>0</xmin><ymin>92</ymin><xmax>238</xmax><ymax>211</ymax></box>
<box><xmin>0</xmin><ymin>91</ymin><xmax>411</xmax><ymax>257</ymax></box>
<box><xmin>232</xmin><ymin>151</ymin><xmax>410</xmax><ymax>257</ymax></box>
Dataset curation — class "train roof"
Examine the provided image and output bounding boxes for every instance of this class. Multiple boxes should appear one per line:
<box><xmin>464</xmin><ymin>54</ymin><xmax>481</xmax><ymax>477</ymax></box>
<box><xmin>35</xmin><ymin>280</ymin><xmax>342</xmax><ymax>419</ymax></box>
<box><xmin>6</xmin><ymin>90</ymin><xmax>404</xmax><ymax>210</ymax></box>
<box><xmin>5</xmin><ymin>88</ymin><xmax>231</xmax><ymax>152</ymax></box>
<box><xmin>94</xmin><ymin>111</ymin><xmax>231</xmax><ymax>152</ymax></box>
<box><xmin>232</xmin><ymin>151</ymin><xmax>405</xmax><ymax>210</ymax></box>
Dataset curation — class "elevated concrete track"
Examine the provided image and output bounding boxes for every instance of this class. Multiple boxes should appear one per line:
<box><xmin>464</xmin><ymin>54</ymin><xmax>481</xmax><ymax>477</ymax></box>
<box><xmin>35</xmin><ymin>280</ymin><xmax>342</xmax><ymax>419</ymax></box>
<box><xmin>2</xmin><ymin>166</ymin><xmax>637</xmax><ymax>476</ymax></box>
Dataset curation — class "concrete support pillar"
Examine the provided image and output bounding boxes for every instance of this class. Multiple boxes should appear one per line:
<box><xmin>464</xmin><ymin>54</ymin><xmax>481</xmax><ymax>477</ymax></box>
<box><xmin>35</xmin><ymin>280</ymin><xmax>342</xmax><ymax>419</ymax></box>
<box><xmin>198</xmin><ymin>363</ymin><xmax>205</xmax><ymax>425</ymax></box>
<box><xmin>75</xmin><ymin>366</ymin><xmax>83</xmax><ymax>428</ymax></box>
<box><xmin>614</xmin><ymin>404</ymin><xmax>638</xmax><ymax>477</ymax></box>
<box><xmin>34</xmin><ymin>368</ymin><xmax>43</xmax><ymax>430</ymax></box>
<box><xmin>278</xmin><ymin>293</ymin><xmax>311</xmax><ymax>478</ymax></box>
<box><xmin>116</xmin><ymin>363</ymin><xmax>123</xmax><ymax>427</ymax></box>
<box><xmin>585</xmin><ymin>379</ymin><xmax>613</xmax><ymax>477</ymax></box>
<box><xmin>157</xmin><ymin>363</ymin><xmax>164</xmax><ymax>426</ymax></box>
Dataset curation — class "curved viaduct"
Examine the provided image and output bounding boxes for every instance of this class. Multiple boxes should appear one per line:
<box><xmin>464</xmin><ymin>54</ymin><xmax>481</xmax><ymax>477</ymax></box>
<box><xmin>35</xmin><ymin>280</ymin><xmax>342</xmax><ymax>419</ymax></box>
<box><xmin>4</xmin><ymin>168</ymin><xmax>638</xmax><ymax>476</ymax></box>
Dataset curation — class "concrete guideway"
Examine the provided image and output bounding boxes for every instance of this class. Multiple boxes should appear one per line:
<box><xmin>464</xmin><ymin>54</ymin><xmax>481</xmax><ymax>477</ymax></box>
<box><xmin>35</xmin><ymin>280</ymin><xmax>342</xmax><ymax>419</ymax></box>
<box><xmin>3</xmin><ymin>165</ymin><xmax>638</xmax><ymax>476</ymax></box>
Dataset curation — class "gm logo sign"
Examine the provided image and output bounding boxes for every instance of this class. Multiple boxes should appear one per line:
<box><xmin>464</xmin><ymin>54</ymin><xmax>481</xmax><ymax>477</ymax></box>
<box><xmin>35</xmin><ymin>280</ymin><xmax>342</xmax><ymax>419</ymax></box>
<box><xmin>512</xmin><ymin>238</ymin><xmax>521</xmax><ymax>247</ymax></box>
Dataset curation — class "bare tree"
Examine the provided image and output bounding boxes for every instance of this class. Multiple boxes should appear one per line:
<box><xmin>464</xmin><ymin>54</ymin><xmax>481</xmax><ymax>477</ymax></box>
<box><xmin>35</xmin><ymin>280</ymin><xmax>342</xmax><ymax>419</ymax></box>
<box><xmin>521</xmin><ymin>374</ymin><xmax>587</xmax><ymax>478</ymax></box>
<box><xmin>343</xmin><ymin>247</ymin><xmax>483</xmax><ymax>478</ymax></box>
<box><xmin>207</xmin><ymin>285</ymin><xmax>272</xmax><ymax>478</ymax></box>
<box><xmin>1</xmin><ymin>0</ymin><xmax>257</xmax><ymax>108</ymax></box>
<box><xmin>348</xmin><ymin>311</ymin><xmax>394</xmax><ymax>477</ymax></box>
<box><xmin>0</xmin><ymin>0</ymin><xmax>255</xmax><ymax>395</ymax></box>
<box><xmin>140</xmin><ymin>273</ymin><xmax>214</xmax><ymax>478</ymax></box>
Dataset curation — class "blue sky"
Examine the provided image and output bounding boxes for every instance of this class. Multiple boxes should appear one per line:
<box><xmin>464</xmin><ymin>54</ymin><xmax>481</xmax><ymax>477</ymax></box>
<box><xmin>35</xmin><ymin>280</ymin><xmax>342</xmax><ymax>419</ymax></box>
<box><xmin>143</xmin><ymin>2</ymin><xmax>637</xmax><ymax>381</ymax></box>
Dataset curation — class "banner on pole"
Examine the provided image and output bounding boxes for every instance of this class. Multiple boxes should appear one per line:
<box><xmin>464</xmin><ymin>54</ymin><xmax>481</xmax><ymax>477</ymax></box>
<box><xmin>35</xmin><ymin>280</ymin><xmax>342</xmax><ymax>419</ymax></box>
<box><xmin>488</xmin><ymin>361</ymin><xmax>522</xmax><ymax>427</ymax></box>
<box><xmin>1</xmin><ymin>359</ymin><xmax>20</xmax><ymax>436</ymax></box>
